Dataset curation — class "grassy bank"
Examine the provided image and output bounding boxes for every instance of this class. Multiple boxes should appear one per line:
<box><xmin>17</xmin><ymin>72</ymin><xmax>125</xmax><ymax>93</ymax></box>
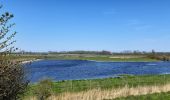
<box><xmin>24</xmin><ymin>74</ymin><xmax>170</xmax><ymax>100</ymax></box>
<box><xmin>45</xmin><ymin>54</ymin><xmax>159</xmax><ymax>62</ymax></box>
<box><xmin>49</xmin><ymin>56</ymin><xmax>158</xmax><ymax>62</ymax></box>
<box><xmin>25</xmin><ymin>85</ymin><xmax>170</xmax><ymax>100</ymax></box>
<box><xmin>51</xmin><ymin>84</ymin><xmax>170</xmax><ymax>100</ymax></box>
<box><xmin>26</xmin><ymin>74</ymin><xmax>170</xmax><ymax>95</ymax></box>
<box><xmin>13</xmin><ymin>54</ymin><xmax>159</xmax><ymax>62</ymax></box>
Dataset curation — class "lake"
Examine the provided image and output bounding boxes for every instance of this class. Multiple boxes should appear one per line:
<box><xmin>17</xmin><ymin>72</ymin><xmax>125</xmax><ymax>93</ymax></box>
<box><xmin>25</xmin><ymin>60</ymin><xmax>170</xmax><ymax>82</ymax></box>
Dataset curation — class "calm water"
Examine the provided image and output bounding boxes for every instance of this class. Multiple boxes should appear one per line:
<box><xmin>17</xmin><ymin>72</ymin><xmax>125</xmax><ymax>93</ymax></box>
<box><xmin>25</xmin><ymin>60</ymin><xmax>170</xmax><ymax>82</ymax></box>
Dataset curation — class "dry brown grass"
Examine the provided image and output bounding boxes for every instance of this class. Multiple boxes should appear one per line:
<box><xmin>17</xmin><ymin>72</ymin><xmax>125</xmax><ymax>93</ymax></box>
<box><xmin>25</xmin><ymin>84</ymin><xmax>170</xmax><ymax>100</ymax></box>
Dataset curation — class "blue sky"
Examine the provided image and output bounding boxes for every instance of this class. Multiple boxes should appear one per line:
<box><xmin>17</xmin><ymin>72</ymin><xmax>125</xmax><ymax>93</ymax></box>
<box><xmin>2</xmin><ymin>0</ymin><xmax>170</xmax><ymax>52</ymax></box>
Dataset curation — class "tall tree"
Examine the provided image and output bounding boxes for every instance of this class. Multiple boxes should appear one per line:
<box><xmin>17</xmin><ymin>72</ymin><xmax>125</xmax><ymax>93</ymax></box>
<box><xmin>0</xmin><ymin>5</ymin><xmax>28</xmax><ymax>100</ymax></box>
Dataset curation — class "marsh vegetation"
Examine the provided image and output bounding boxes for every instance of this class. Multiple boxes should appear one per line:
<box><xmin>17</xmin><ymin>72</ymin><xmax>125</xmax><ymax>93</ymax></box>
<box><xmin>23</xmin><ymin>74</ymin><xmax>170</xmax><ymax>100</ymax></box>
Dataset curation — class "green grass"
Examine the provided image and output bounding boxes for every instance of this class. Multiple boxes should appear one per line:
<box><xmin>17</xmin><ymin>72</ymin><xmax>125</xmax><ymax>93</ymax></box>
<box><xmin>11</xmin><ymin>54</ymin><xmax>159</xmax><ymax>62</ymax></box>
<box><xmin>43</xmin><ymin>55</ymin><xmax>158</xmax><ymax>62</ymax></box>
<box><xmin>25</xmin><ymin>74</ymin><xmax>170</xmax><ymax>96</ymax></box>
<box><xmin>113</xmin><ymin>92</ymin><xmax>170</xmax><ymax>100</ymax></box>
<box><xmin>78</xmin><ymin>57</ymin><xmax>157</xmax><ymax>62</ymax></box>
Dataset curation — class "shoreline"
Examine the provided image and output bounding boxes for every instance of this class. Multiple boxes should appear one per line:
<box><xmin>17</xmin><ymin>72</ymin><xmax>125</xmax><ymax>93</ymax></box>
<box><xmin>86</xmin><ymin>59</ymin><xmax>161</xmax><ymax>63</ymax></box>
<box><xmin>42</xmin><ymin>59</ymin><xmax>161</xmax><ymax>63</ymax></box>
<box><xmin>21</xmin><ymin>59</ymin><xmax>42</xmax><ymax>64</ymax></box>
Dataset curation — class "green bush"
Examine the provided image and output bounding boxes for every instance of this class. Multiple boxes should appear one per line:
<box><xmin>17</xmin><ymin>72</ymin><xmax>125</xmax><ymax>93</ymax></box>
<box><xmin>34</xmin><ymin>79</ymin><xmax>54</xmax><ymax>100</ymax></box>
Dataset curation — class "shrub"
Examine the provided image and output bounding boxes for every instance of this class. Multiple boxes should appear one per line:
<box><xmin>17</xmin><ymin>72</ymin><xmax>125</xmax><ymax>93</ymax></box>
<box><xmin>0</xmin><ymin>5</ymin><xmax>29</xmax><ymax>100</ymax></box>
<box><xmin>34</xmin><ymin>79</ymin><xmax>54</xmax><ymax>100</ymax></box>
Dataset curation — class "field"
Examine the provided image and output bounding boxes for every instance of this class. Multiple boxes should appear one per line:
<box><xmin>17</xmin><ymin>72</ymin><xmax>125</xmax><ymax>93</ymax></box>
<box><xmin>12</xmin><ymin>53</ymin><xmax>160</xmax><ymax>62</ymax></box>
